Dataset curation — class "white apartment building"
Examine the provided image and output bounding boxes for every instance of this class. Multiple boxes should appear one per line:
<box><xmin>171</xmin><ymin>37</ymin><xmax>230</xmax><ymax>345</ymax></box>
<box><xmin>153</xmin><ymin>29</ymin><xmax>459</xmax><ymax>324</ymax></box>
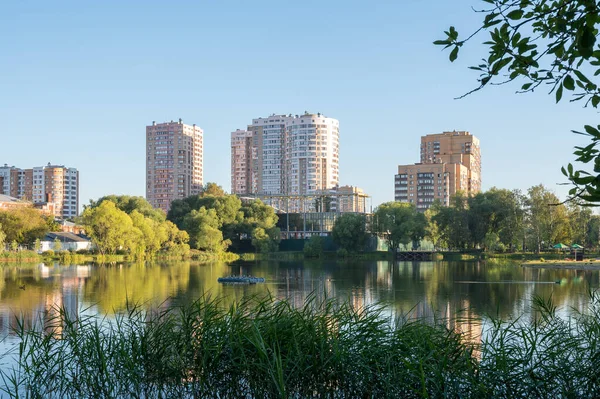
<box><xmin>233</xmin><ymin>112</ymin><xmax>340</xmax><ymax>197</ymax></box>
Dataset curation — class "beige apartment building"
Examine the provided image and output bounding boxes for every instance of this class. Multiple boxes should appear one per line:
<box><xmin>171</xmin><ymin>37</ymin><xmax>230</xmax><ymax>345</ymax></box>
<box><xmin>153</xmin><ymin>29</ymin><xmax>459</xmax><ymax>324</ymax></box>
<box><xmin>231</xmin><ymin>112</ymin><xmax>340</xmax><ymax>196</ymax></box>
<box><xmin>146</xmin><ymin>119</ymin><xmax>203</xmax><ymax>213</ymax></box>
<box><xmin>0</xmin><ymin>163</ymin><xmax>79</xmax><ymax>218</ymax></box>
<box><xmin>332</xmin><ymin>185</ymin><xmax>368</xmax><ymax>213</ymax></box>
<box><xmin>395</xmin><ymin>131</ymin><xmax>481</xmax><ymax>211</ymax></box>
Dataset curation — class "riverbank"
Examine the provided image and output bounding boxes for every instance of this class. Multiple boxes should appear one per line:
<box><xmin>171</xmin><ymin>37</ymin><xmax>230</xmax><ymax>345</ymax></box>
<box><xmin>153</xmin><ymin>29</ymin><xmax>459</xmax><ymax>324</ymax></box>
<box><xmin>522</xmin><ymin>259</ymin><xmax>600</xmax><ymax>269</ymax></box>
<box><xmin>240</xmin><ymin>251</ymin><xmax>394</xmax><ymax>261</ymax></box>
<box><xmin>6</xmin><ymin>294</ymin><xmax>600</xmax><ymax>398</ymax></box>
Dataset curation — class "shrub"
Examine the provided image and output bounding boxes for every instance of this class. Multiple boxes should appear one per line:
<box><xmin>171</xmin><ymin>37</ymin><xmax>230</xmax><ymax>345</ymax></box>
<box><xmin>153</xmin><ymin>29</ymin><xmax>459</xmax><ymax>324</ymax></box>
<box><xmin>540</xmin><ymin>257</ymin><xmax>545</xmax><ymax>262</ymax></box>
<box><xmin>42</xmin><ymin>250</ymin><xmax>55</xmax><ymax>257</ymax></box>
<box><xmin>303</xmin><ymin>235</ymin><xmax>324</xmax><ymax>258</ymax></box>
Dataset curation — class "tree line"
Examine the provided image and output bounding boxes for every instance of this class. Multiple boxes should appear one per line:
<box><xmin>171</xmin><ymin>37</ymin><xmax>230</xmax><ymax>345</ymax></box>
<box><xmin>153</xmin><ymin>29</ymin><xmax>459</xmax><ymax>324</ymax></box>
<box><xmin>315</xmin><ymin>184</ymin><xmax>600</xmax><ymax>255</ymax></box>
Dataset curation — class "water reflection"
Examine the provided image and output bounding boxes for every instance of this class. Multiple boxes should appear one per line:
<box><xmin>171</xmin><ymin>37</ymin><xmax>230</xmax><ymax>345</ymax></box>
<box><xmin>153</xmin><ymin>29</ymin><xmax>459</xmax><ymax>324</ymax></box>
<box><xmin>0</xmin><ymin>260</ymin><xmax>598</xmax><ymax>341</ymax></box>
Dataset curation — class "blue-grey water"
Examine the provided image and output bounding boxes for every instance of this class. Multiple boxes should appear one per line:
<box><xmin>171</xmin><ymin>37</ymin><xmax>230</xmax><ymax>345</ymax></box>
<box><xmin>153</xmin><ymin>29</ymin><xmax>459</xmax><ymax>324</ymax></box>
<box><xmin>0</xmin><ymin>259</ymin><xmax>597</xmax><ymax>362</ymax></box>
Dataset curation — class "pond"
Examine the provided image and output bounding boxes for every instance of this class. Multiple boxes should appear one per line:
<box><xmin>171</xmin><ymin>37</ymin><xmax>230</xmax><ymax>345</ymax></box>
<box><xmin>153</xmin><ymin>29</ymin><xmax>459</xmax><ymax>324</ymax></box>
<box><xmin>0</xmin><ymin>259</ymin><xmax>596</xmax><ymax>338</ymax></box>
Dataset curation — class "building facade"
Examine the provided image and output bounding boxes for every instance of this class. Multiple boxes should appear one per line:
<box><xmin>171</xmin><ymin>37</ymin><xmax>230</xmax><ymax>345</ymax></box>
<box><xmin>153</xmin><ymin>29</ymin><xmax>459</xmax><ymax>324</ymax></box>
<box><xmin>231</xmin><ymin>112</ymin><xmax>340</xmax><ymax>196</ymax></box>
<box><xmin>0</xmin><ymin>164</ymin><xmax>79</xmax><ymax>218</ymax></box>
<box><xmin>395</xmin><ymin>131</ymin><xmax>481</xmax><ymax>211</ymax></box>
<box><xmin>146</xmin><ymin>119</ymin><xmax>203</xmax><ymax>213</ymax></box>
<box><xmin>230</xmin><ymin>129</ymin><xmax>254</xmax><ymax>195</ymax></box>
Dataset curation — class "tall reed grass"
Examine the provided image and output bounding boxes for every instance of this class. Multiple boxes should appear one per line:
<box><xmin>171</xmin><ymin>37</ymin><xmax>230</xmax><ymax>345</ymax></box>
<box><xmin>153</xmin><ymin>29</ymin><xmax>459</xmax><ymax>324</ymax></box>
<box><xmin>3</xmin><ymin>293</ymin><xmax>600</xmax><ymax>398</ymax></box>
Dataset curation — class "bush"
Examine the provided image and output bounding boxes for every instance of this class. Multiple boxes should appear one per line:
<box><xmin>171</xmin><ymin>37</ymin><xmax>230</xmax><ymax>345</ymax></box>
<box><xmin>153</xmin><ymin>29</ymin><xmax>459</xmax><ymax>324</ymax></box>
<box><xmin>540</xmin><ymin>257</ymin><xmax>546</xmax><ymax>262</ymax></box>
<box><xmin>337</xmin><ymin>248</ymin><xmax>349</xmax><ymax>258</ymax></box>
<box><xmin>42</xmin><ymin>250</ymin><xmax>55</xmax><ymax>257</ymax></box>
<box><xmin>76</xmin><ymin>249</ymin><xmax>91</xmax><ymax>255</ymax></box>
<box><xmin>303</xmin><ymin>236</ymin><xmax>324</xmax><ymax>258</ymax></box>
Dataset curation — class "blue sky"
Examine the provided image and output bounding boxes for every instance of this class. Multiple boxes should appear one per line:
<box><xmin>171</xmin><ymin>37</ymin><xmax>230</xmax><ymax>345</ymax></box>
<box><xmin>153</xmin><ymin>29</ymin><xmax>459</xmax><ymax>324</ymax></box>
<box><xmin>0</xmin><ymin>0</ymin><xmax>593</xmax><ymax>209</ymax></box>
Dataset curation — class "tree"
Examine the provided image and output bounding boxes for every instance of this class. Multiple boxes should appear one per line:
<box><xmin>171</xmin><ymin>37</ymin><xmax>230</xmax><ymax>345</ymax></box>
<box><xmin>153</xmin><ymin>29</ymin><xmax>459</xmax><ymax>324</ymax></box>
<box><xmin>424</xmin><ymin>203</ymin><xmax>445</xmax><ymax>250</ymax></box>
<box><xmin>586</xmin><ymin>215</ymin><xmax>600</xmax><ymax>249</ymax></box>
<box><xmin>304</xmin><ymin>235</ymin><xmax>324</xmax><ymax>258</ymax></box>
<box><xmin>34</xmin><ymin>238</ymin><xmax>41</xmax><ymax>253</ymax></box>
<box><xmin>53</xmin><ymin>237</ymin><xmax>62</xmax><ymax>252</ymax></box>
<box><xmin>80</xmin><ymin>201</ymin><xmax>137</xmax><ymax>255</ymax></box>
<box><xmin>434</xmin><ymin>194</ymin><xmax>472</xmax><ymax>250</ymax></box>
<box><xmin>567</xmin><ymin>202</ymin><xmax>593</xmax><ymax>245</ymax></box>
<box><xmin>435</xmin><ymin>1</ymin><xmax>600</xmax><ymax>202</ymax></box>
<box><xmin>183</xmin><ymin>208</ymin><xmax>228</xmax><ymax>252</ymax></box>
<box><xmin>202</xmin><ymin>182</ymin><xmax>227</xmax><ymax>197</ymax></box>
<box><xmin>526</xmin><ymin>185</ymin><xmax>571</xmax><ymax>252</ymax></box>
<box><xmin>375</xmin><ymin>202</ymin><xmax>426</xmax><ymax>251</ymax></box>
<box><xmin>0</xmin><ymin>208</ymin><xmax>49</xmax><ymax>245</ymax></box>
<box><xmin>88</xmin><ymin>195</ymin><xmax>166</xmax><ymax>222</ymax></box>
<box><xmin>10</xmin><ymin>240</ymin><xmax>18</xmax><ymax>251</ymax></box>
<box><xmin>314</xmin><ymin>196</ymin><xmax>333</xmax><ymax>212</ymax></box>
<box><xmin>0</xmin><ymin>223</ymin><xmax>5</xmax><ymax>251</ymax></box>
<box><xmin>332</xmin><ymin>213</ymin><xmax>368</xmax><ymax>253</ymax></box>
<box><xmin>251</xmin><ymin>227</ymin><xmax>281</xmax><ymax>253</ymax></box>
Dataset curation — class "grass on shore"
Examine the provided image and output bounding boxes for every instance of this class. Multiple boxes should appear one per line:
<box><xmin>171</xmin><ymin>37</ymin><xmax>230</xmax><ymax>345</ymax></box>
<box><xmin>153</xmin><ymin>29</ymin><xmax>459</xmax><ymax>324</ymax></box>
<box><xmin>5</xmin><ymin>293</ymin><xmax>600</xmax><ymax>398</ymax></box>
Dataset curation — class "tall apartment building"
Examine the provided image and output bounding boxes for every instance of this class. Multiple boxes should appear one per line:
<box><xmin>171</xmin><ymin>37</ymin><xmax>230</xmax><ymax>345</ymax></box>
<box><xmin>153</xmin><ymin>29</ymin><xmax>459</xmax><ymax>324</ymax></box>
<box><xmin>230</xmin><ymin>129</ymin><xmax>254</xmax><ymax>195</ymax></box>
<box><xmin>395</xmin><ymin>131</ymin><xmax>481</xmax><ymax>211</ymax></box>
<box><xmin>0</xmin><ymin>164</ymin><xmax>79</xmax><ymax>218</ymax></box>
<box><xmin>231</xmin><ymin>112</ymin><xmax>340</xmax><ymax>196</ymax></box>
<box><xmin>146</xmin><ymin>119</ymin><xmax>203</xmax><ymax>213</ymax></box>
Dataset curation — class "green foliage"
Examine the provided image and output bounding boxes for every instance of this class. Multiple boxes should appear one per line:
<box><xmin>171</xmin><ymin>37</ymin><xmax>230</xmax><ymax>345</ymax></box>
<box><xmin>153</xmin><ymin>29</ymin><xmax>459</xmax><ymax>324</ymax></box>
<box><xmin>169</xmin><ymin>192</ymin><xmax>280</xmax><ymax>254</ymax></box>
<box><xmin>332</xmin><ymin>213</ymin><xmax>368</xmax><ymax>253</ymax></box>
<box><xmin>52</xmin><ymin>237</ymin><xmax>62</xmax><ymax>252</ymax></box>
<box><xmin>183</xmin><ymin>208</ymin><xmax>229</xmax><ymax>252</ymax></box>
<box><xmin>12</xmin><ymin>294</ymin><xmax>600</xmax><ymax>398</ymax></box>
<box><xmin>374</xmin><ymin>202</ymin><xmax>425</xmax><ymax>251</ymax></box>
<box><xmin>0</xmin><ymin>223</ymin><xmax>5</xmax><ymax>250</ymax></box>
<box><xmin>82</xmin><ymin>197</ymin><xmax>189</xmax><ymax>258</ymax></box>
<box><xmin>10</xmin><ymin>240</ymin><xmax>18</xmax><ymax>251</ymax></box>
<box><xmin>526</xmin><ymin>184</ymin><xmax>571</xmax><ymax>252</ymax></box>
<box><xmin>436</xmin><ymin>1</ymin><xmax>600</xmax><ymax>203</ymax></box>
<box><xmin>33</xmin><ymin>238</ymin><xmax>41</xmax><ymax>252</ymax></box>
<box><xmin>88</xmin><ymin>195</ymin><xmax>166</xmax><ymax>222</ymax></box>
<box><xmin>0</xmin><ymin>208</ymin><xmax>49</xmax><ymax>246</ymax></box>
<box><xmin>303</xmin><ymin>235</ymin><xmax>324</xmax><ymax>258</ymax></box>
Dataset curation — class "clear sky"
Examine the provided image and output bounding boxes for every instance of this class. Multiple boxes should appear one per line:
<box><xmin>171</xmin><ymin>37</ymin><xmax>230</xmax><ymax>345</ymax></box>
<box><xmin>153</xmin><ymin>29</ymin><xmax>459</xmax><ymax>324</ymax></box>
<box><xmin>0</xmin><ymin>0</ymin><xmax>593</xmax><ymax>209</ymax></box>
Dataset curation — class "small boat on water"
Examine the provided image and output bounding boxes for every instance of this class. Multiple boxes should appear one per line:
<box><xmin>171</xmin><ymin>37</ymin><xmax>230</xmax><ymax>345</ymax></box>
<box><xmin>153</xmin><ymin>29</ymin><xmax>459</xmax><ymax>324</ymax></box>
<box><xmin>218</xmin><ymin>276</ymin><xmax>265</xmax><ymax>284</ymax></box>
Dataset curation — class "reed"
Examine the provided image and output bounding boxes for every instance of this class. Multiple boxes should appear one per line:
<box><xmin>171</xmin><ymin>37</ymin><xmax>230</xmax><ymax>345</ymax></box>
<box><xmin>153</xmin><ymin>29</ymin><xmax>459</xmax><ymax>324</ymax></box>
<box><xmin>3</xmin><ymin>293</ymin><xmax>600</xmax><ymax>398</ymax></box>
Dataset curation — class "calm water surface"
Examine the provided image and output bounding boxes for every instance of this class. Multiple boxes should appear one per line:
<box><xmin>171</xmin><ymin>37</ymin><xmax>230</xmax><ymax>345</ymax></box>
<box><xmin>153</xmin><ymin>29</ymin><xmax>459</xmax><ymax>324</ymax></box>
<box><xmin>0</xmin><ymin>259</ymin><xmax>597</xmax><ymax>353</ymax></box>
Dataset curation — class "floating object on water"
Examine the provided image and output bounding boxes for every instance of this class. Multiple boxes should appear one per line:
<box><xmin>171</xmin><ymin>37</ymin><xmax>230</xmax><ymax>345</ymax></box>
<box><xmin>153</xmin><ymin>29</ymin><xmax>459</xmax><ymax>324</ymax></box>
<box><xmin>218</xmin><ymin>276</ymin><xmax>265</xmax><ymax>284</ymax></box>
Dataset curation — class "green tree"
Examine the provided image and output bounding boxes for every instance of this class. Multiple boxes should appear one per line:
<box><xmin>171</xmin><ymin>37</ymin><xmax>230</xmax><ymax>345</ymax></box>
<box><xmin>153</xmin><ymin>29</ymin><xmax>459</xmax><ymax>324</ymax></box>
<box><xmin>567</xmin><ymin>202</ymin><xmax>593</xmax><ymax>246</ymax></box>
<box><xmin>34</xmin><ymin>238</ymin><xmax>41</xmax><ymax>253</ymax></box>
<box><xmin>375</xmin><ymin>202</ymin><xmax>426</xmax><ymax>251</ymax></box>
<box><xmin>332</xmin><ymin>213</ymin><xmax>368</xmax><ymax>253</ymax></box>
<box><xmin>80</xmin><ymin>201</ymin><xmax>137</xmax><ymax>255</ymax></box>
<box><xmin>251</xmin><ymin>227</ymin><xmax>281</xmax><ymax>253</ymax></box>
<box><xmin>225</xmin><ymin>199</ymin><xmax>279</xmax><ymax>252</ymax></box>
<box><xmin>202</xmin><ymin>182</ymin><xmax>227</xmax><ymax>197</ymax></box>
<box><xmin>53</xmin><ymin>237</ymin><xmax>62</xmax><ymax>252</ymax></box>
<box><xmin>304</xmin><ymin>235</ymin><xmax>324</xmax><ymax>258</ymax></box>
<box><xmin>0</xmin><ymin>223</ymin><xmax>5</xmax><ymax>251</ymax></box>
<box><xmin>183</xmin><ymin>208</ymin><xmax>228</xmax><ymax>252</ymax></box>
<box><xmin>0</xmin><ymin>208</ymin><xmax>49</xmax><ymax>245</ymax></box>
<box><xmin>434</xmin><ymin>194</ymin><xmax>472</xmax><ymax>250</ymax></box>
<box><xmin>424</xmin><ymin>203</ymin><xmax>445</xmax><ymax>250</ymax></box>
<box><xmin>586</xmin><ymin>215</ymin><xmax>600</xmax><ymax>249</ymax></box>
<box><xmin>526</xmin><ymin>185</ymin><xmax>571</xmax><ymax>252</ymax></box>
<box><xmin>88</xmin><ymin>195</ymin><xmax>166</xmax><ymax>222</ymax></box>
<box><xmin>10</xmin><ymin>240</ymin><xmax>18</xmax><ymax>251</ymax></box>
<box><xmin>435</xmin><ymin>1</ymin><xmax>600</xmax><ymax>202</ymax></box>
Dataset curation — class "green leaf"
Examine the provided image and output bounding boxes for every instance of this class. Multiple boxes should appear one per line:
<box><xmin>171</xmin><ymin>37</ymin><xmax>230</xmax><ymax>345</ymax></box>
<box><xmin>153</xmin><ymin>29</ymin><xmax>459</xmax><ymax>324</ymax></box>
<box><xmin>449</xmin><ymin>46</ymin><xmax>459</xmax><ymax>62</ymax></box>
<box><xmin>506</xmin><ymin>10</ymin><xmax>524</xmax><ymax>20</ymax></box>
<box><xmin>433</xmin><ymin>40</ymin><xmax>450</xmax><ymax>46</ymax></box>
<box><xmin>563</xmin><ymin>75</ymin><xmax>575</xmax><ymax>90</ymax></box>
<box><xmin>521</xmin><ymin>83</ymin><xmax>532</xmax><ymax>90</ymax></box>
<box><xmin>592</xmin><ymin>96</ymin><xmax>600</xmax><ymax>108</ymax></box>
<box><xmin>580</xmin><ymin>27</ymin><xmax>596</xmax><ymax>59</ymax></box>
<box><xmin>555</xmin><ymin>84</ymin><xmax>563</xmax><ymax>103</ymax></box>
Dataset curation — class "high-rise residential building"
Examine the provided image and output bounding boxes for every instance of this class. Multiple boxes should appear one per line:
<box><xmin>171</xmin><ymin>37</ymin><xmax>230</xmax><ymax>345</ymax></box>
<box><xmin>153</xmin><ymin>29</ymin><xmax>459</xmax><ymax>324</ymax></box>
<box><xmin>395</xmin><ymin>131</ymin><xmax>481</xmax><ymax>211</ymax></box>
<box><xmin>230</xmin><ymin>129</ymin><xmax>254</xmax><ymax>195</ymax></box>
<box><xmin>231</xmin><ymin>112</ymin><xmax>340</xmax><ymax>196</ymax></box>
<box><xmin>0</xmin><ymin>163</ymin><xmax>79</xmax><ymax>218</ymax></box>
<box><xmin>146</xmin><ymin>119</ymin><xmax>203</xmax><ymax>213</ymax></box>
<box><xmin>331</xmin><ymin>185</ymin><xmax>368</xmax><ymax>213</ymax></box>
